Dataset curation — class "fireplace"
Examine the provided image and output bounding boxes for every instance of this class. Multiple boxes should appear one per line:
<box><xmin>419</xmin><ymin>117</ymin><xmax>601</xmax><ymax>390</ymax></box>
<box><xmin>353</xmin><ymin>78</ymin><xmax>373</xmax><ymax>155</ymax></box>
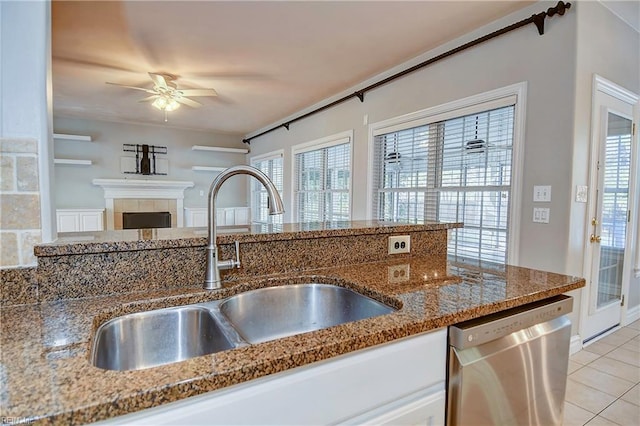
<box><xmin>123</xmin><ymin>212</ymin><xmax>171</xmax><ymax>229</ymax></box>
<box><xmin>92</xmin><ymin>179</ymin><xmax>194</xmax><ymax>230</ymax></box>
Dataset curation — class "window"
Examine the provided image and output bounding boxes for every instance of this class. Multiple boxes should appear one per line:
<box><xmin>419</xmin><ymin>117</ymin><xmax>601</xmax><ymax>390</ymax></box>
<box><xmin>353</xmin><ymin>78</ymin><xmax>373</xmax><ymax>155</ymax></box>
<box><xmin>372</xmin><ymin>90</ymin><xmax>522</xmax><ymax>265</ymax></box>
<box><xmin>250</xmin><ymin>152</ymin><xmax>283</xmax><ymax>225</ymax></box>
<box><xmin>294</xmin><ymin>133</ymin><xmax>351</xmax><ymax>222</ymax></box>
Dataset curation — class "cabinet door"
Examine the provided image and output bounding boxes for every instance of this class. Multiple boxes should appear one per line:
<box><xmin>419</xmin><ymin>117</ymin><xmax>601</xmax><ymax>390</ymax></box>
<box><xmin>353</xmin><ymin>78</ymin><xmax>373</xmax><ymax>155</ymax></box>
<box><xmin>80</xmin><ymin>212</ymin><xmax>104</xmax><ymax>231</ymax></box>
<box><xmin>342</xmin><ymin>385</ymin><xmax>445</xmax><ymax>426</ymax></box>
<box><xmin>57</xmin><ymin>212</ymin><xmax>79</xmax><ymax>232</ymax></box>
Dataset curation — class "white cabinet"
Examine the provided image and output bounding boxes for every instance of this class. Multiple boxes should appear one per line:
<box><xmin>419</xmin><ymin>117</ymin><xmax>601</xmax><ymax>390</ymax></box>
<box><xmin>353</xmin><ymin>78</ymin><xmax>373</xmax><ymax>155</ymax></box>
<box><xmin>95</xmin><ymin>328</ymin><xmax>447</xmax><ymax>425</ymax></box>
<box><xmin>184</xmin><ymin>207</ymin><xmax>251</xmax><ymax>227</ymax></box>
<box><xmin>56</xmin><ymin>209</ymin><xmax>104</xmax><ymax>232</ymax></box>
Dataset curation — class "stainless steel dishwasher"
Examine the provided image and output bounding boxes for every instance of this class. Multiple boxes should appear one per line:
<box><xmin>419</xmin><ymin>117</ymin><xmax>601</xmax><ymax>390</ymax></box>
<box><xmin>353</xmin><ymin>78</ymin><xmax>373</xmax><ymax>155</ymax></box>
<box><xmin>447</xmin><ymin>295</ymin><xmax>573</xmax><ymax>426</ymax></box>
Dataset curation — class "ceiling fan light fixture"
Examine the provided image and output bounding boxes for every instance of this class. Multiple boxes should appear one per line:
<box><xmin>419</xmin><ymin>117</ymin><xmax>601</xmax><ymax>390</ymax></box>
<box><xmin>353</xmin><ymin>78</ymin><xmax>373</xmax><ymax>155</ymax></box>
<box><xmin>152</xmin><ymin>95</ymin><xmax>180</xmax><ymax>112</ymax></box>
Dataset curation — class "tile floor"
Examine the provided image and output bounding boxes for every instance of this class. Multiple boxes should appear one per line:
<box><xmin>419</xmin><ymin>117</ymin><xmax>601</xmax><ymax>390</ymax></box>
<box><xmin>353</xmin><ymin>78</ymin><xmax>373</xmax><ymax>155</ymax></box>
<box><xmin>563</xmin><ymin>320</ymin><xmax>640</xmax><ymax>425</ymax></box>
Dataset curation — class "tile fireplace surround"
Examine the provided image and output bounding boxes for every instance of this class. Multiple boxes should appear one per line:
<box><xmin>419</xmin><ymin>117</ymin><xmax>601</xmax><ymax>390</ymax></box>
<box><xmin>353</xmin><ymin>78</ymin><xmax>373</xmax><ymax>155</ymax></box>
<box><xmin>92</xmin><ymin>179</ymin><xmax>194</xmax><ymax>230</ymax></box>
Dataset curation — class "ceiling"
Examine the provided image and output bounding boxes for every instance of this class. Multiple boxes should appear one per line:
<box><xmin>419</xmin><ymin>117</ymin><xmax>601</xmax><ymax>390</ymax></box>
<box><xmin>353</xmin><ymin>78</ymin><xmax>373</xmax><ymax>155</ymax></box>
<box><xmin>52</xmin><ymin>1</ymin><xmax>535</xmax><ymax>136</ymax></box>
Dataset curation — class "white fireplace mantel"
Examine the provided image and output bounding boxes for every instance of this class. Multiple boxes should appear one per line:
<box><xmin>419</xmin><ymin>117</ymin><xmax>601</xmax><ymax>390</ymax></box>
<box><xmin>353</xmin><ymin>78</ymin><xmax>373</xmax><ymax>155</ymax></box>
<box><xmin>92</xmin><ymin>179</ymin><xmax>195</xmax><ymax>229</ymax></box>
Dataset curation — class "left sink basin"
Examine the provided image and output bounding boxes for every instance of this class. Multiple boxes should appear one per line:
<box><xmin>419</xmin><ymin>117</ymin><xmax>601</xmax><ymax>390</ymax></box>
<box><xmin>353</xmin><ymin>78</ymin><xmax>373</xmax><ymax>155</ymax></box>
<box><xmin>91</xmin><ymin>306</ymin><xmax>236</xmax><ymax>371</ymax></box>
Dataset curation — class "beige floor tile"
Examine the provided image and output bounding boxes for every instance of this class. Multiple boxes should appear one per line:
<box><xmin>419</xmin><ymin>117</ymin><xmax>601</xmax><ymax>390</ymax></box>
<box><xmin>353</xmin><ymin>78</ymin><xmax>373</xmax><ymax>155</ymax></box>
<box><xmin>621</xmin><ymin>384</ymin><xmax>640</xmax><ymax>406</ymax></box>
<box><xmin>569</xmin><ymin>366</ymin><xmax>636</xmax><ymax>398</ymax></box>
<box><xmin>568</xmin><ymin>360</ymin><xmax>584</xmax><ymax>374</ymax></box>
<box><xmin>613</xmin><ymin>327</ymin><xmax>640</xmax><ymax>339</ymax></box>
<box><xmin>606</xmin><ymin>347</ymin><xmax>640</xmax><ymax>367</ymax></box>
<box><xmin>590</xmin><ymin>356</ymin><xmax>640</xmax><ymax>382</ymax></box>
<box><xmin>626</xmin><ymin>320</ymin><xmax>640</xmax><ymax>331</ymax></box>
<box><xmin>599</xmin><ymin>399</ymin><xmax>640</xmax><ymax>425</ymax></box>
<box><xmin>599</xmin><ymin>332</ymin><xmax>634</xmax><ymax>348</ymax></box>
<box><xmin>584</xmin><ymin>415</ymin><xmax>621</xmax><ymax>425</ymax></box>
<box><xmin>620</xmin><ymin>339</ymin><xmax>640</xmax><ymax>354</ymax></box>
<box><xmin>565</xmin><ymin>379</ymin><xmax>618</xmax><ymax>414</ymax></box>
<box><xmin>584</xmin><ymin>340</ymin><xmax>618</xmax><ymax>356</ymax></box>
<box><xmin>572</xmin><ymin>350</ymin><xmax>601</xmax><ymax>365</ymax></box>
<box><xmin>563</xmin><ymin>401</ymin><xmax>595</xmax><ymax>426</ymax></box>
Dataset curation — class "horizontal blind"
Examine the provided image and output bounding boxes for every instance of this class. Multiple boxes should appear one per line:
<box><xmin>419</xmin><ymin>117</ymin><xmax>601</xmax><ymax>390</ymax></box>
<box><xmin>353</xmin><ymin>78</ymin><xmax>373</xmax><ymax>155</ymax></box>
<box><xmin>295</xmin><ymin>141</ymin><xmax>350</xmax><ymax>222</ymax></box>
<box><xmin>373</xmin><ymin>104</ymin><xmax>515</xmax><ymax>264</ymax></box>
<box><xmin>601</xmin><ymin>113</ymin><xmax>632</xmax><ymax>249</ymax></box>
<box><xmin>250</xmin><ymin>154</ymin><xmax>283</xmax><ymax>224</ymax></box>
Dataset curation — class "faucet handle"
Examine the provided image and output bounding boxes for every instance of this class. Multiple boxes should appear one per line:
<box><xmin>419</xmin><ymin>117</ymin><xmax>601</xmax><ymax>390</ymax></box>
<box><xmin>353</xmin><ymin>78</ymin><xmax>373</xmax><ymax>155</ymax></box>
<box><xmin>233</xmin><ymin>240</ymin><xmax>241</xmax><ymax>269</ymax></box>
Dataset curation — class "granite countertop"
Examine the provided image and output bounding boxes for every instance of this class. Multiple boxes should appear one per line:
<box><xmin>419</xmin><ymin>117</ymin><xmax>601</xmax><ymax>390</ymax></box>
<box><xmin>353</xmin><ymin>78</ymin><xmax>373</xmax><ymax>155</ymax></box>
<box><xmin>34</xmin><ymin>220</ymin><xmax>457</xmax><ymax>256</ymax></box>
<box><xmin>0</xmin><ymin>255</ymin><xmax>584</xmax><ymax>424</ymax></box>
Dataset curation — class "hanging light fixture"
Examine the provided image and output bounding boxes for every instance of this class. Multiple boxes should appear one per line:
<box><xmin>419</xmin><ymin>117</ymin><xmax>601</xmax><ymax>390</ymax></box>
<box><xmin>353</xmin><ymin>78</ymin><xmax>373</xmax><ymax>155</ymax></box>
<box><xmin>151</xmin><ymin>94</ymin><xmax>180</xmax><ymax>122</ymax></box>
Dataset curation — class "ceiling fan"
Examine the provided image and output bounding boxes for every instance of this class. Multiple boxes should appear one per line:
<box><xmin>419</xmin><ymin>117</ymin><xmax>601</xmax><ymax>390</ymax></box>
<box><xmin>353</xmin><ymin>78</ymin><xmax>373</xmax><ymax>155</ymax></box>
<box><xmin>106</xmin><ymin>72</ymin><xmax>217</xmax><ymax>121</ymax></box>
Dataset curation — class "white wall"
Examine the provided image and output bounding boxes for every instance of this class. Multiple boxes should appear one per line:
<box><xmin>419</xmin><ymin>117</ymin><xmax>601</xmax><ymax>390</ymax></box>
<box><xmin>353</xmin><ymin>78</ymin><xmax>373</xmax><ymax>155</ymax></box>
<box><xmin>248</xmin><ymin>1</ymin><xmax>578</xmax><ymax>275</ymax></box>
<box><xmin>53</xmin><ymin>117</ymin><xmax>248</xmax><ymax>209</ymax></box>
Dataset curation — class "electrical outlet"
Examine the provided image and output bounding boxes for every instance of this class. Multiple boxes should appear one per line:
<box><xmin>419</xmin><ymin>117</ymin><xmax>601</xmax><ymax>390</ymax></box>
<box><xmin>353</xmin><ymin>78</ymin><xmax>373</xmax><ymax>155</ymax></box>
<box><xmin>388</xmin><ymin>264</ymin><xmax>410</xmax><ymax>283</ymax></box>
<box><xmin>388</xmin><ymin>235</ymin><xmax>410</xmax><ymax>254</ymax></box>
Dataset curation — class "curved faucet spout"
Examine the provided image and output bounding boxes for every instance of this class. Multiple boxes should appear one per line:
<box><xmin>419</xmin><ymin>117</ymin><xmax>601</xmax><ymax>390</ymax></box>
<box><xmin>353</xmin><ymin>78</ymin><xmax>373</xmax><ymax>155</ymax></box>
<box><xmin>205</xmin><ymin>165</ymin><xmax>284</xmax><ymax>290</ymax></box>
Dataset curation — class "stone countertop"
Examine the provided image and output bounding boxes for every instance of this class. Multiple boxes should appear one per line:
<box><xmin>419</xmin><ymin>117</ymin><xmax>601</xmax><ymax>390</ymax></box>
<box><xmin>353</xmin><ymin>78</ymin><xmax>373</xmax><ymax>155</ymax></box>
<box><xmin>34</xmin><ymin>220</ymin><xmax>461</xmax><ymax>256</ymax></box>
<box><xmin>0</xmin><ymin>256</ymin><xmax>584</xmax><ymax>424</ymax></box>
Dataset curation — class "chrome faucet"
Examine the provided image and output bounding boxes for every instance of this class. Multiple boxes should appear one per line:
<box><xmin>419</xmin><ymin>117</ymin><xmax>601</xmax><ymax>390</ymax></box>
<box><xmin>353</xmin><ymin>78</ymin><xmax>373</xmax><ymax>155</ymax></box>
<box><xmin>205</xmin><ymin>165</ymin><xmax>284</xmax><ymax>290</ymax></box>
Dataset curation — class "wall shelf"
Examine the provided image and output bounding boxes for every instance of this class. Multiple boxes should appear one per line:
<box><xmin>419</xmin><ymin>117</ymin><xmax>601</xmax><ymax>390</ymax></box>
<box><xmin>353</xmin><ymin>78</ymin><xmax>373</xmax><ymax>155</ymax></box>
<box><xmin>191</xmin><ymin>145</ymin><xmax>249</xmax><ymax>154</ymax></box>
<box><xmin>54</xmin><ymin>158</ymin><xmax>93</xmax><ymax>166</ymax></box>
<box><xmin>191</xmin><ymin>166</ymin><xmax>227</xmax><ymax>172</ymax></box>
<box><xmin>53</xmin><ymin>133</ymin><xmax>92</xmax><ymax>142</ymax></box>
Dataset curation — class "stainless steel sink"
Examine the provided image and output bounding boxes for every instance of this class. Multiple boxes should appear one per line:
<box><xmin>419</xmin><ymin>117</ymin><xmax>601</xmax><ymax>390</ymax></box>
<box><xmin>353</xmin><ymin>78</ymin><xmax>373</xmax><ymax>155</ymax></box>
<box><xmin>90</xmin><ymin>283</ymin><xmax>396</xmax><ymax>371</ymax></box>
<box><xmin>219</xmin><ymin>283</ymin><xmax>395</xmax><ymax>344</ymax></box>
<box><xmin>91</xmin><ymin>306</ymin><xmax>236</xmax><ymax>371</ymax></box>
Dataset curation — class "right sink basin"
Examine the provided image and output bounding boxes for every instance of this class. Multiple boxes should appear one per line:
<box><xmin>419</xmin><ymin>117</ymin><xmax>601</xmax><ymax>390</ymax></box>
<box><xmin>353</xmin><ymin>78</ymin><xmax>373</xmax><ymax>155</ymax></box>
<box><xmin>219</xmin><ymin>283</ymin><xmax>396</xmax><ymax>344</ymax></box>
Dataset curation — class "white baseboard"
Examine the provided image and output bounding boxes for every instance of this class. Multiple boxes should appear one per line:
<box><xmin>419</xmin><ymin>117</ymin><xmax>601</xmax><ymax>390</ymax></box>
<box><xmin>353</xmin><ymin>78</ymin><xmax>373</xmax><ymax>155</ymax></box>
<box><xmin>570</xmin><ymin>334</ymin><xmax>583</xmax><ymax>355</ymax></box>
<box><xmin>624</xmin><ymin>305</ymin><xmax>640</xmax><ymax>325</ymax></box>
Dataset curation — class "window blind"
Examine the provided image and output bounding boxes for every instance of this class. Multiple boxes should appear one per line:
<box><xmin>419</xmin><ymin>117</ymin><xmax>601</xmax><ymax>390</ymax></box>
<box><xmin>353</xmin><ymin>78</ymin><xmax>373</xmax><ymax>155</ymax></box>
<box><xmin>295</xmin><ymin>141</ymin><xmax>351</xmax><ymax>222</ymax></box>
<box><xmin>600</xmin><ymin>113</ymin><xmax>632</xmax><ymax>250</ymax></box>
<box><xmin>373</xmin><ymin>104</ymin><xmax>515</xmax><ymax>264</ymax></box>
<box><xmin>250</xmin><ymin>154</ymin><xmax>283</xmax><ymax>225</ymax></box>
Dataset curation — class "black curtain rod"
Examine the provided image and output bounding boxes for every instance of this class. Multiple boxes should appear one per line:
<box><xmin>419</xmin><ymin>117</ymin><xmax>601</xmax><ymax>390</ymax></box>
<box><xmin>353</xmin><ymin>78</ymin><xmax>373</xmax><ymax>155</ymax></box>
<box><xmin>243</xmin><ymin>1</ymin><xmax>571</xmax><ymax>145</ymax></box>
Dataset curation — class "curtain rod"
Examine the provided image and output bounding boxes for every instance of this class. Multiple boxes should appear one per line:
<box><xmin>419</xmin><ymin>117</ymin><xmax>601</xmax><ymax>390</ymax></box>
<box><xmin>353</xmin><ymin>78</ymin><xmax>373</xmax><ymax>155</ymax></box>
<box><xmin>243</xmin><ymin>1</ymin><xmax>571</xmax><ymax>145</ymax></box>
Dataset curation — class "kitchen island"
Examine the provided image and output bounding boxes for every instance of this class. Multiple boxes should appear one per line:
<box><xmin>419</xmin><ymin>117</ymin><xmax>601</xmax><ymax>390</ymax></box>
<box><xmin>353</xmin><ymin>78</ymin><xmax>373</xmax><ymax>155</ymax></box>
<box><xmin>0</xmin><ymin>221</ymin><xmax>585</xmax><ymax>424</ymax></box>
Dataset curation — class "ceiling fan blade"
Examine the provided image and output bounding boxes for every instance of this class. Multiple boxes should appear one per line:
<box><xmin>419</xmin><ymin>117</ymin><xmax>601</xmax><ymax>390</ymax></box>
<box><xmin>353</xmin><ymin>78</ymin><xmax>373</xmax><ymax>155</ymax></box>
<box><xmin>138</xmin><ymin>95</ymin><xmax>159</xmax><ymax>103</ymax></box>
<box><xmin>176</xmin><ymin>97</ymin><xmax>202</xmax><ymax>108</ymax></box>
<box><xmin>149</xmin><ymin>72</ymin><xmax>168</xmax><ymax>89</ymax></box>
<box><xmin>106</xmin><ymin>82</ymin><xmax>156</xmax><ymax>94</ymax></box>
<box><xmin>178</xmin><ymin>89</ymin><xmax>218</xmax><ymax>97</ymax></box>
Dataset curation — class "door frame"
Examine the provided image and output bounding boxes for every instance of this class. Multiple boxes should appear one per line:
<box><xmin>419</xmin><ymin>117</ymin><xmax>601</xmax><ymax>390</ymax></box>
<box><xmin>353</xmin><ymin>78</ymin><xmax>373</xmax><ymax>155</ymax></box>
<box><xmin>580</xmin><ymin>75</ymin><xmax>640</xmax><ymax>342</ymax></box>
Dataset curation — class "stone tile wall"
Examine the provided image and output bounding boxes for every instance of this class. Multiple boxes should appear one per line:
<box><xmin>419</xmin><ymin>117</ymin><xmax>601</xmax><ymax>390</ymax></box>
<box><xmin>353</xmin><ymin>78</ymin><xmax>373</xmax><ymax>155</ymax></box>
<box><xmin>0</xmin><ymin>138</ymin><xmax>42</xmax><ymax>267</ymax></box>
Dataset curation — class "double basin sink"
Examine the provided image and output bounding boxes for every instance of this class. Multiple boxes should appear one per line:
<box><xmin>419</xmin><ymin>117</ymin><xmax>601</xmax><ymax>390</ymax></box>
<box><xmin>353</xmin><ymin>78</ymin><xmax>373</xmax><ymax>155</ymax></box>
<box><xmin>91</xmin><ymin>283</ymin><xmax>396</xmax><ymax>371</ymax></box>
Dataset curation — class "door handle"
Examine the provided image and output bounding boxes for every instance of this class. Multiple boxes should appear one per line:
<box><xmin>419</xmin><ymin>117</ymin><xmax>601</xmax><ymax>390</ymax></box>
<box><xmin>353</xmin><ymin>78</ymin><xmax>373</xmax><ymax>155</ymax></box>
<box><xmin>590</xmin><ymin>234</ymin><xmax>601</xmax><ymax>243</ymax></box>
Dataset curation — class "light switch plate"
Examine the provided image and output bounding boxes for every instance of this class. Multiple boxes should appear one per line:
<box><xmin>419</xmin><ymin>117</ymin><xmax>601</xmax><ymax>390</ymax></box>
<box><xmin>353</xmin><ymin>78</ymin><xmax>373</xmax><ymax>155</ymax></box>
<box><xmin>533</xmin><ymin>185</ymin><xmax>551</xmax><ymax>202</ymax></box>
<box><xmin>533</xmin><ymin>207</ymin><xmax>550</xmax><ymax>223</ymax></box>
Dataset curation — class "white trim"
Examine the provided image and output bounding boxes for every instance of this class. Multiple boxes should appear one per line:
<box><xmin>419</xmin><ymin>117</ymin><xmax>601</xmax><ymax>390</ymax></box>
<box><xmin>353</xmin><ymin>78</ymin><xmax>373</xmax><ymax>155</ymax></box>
<box><xmin>371</xmin><ymin>94</ymin><xmax>518</xmax><ymax>137</ymax></box>
<box><xmin>625</xmin><ymin>305</ymin><xmax>640</xmax><ymax>325</ymax></box>
<box><xmin>54</xmin><ymin>158</ymin><xmax>92</xmax><ymax>165</ymax></box>
<box><xmin>191</xmin><ymin>166</ymin><xmax>226</xmax><ymax>172</ymax></box>
<box><xmin>366</xmin><ymin>82</ymin><xmax>526</xmax><ymax>264</ymax></box>
<box><xmin>570</xmin><ymin>335</ymin><xmax>583</xmax><ymax>355</ymax></box>
<box><xmin>291</xmin><ymin>130</ymin><xmax>354</xmax><ymax>222</ymax></box>
<box><xmin>191</xmin><ymin>145</ymin><xmax>249</xmax><ymax>154</ymax></box>
<box><xmin>53</xmin><ymin>133</ymin><xmax>92</xmax><ymax>142</ymax></box>
<box><xmin>594</xmin><ymin>75</ymin><xmax>640</xmax><ymax>105</ymax></box>
<box><xmin>248</xmin><ymin>149</ymin><xmax>284</xmax><ymax>164</ymax></box>
<box><xmin>291</xmin><ymin>133</ymin><xmax>351</xmax><ymax>155</ymax></box>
